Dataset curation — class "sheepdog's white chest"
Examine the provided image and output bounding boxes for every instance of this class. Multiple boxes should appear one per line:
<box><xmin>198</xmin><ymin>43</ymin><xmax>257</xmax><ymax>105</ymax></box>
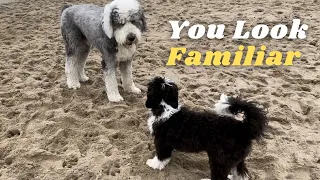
<box><xmin>116</xmin><ymin>45</ymin><xmax>136</xmax><ymax>62</ymax></box>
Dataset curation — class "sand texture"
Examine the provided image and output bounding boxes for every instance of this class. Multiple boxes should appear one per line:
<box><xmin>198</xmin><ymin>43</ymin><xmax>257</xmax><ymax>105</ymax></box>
<box><xmin>0</xmin><ymin>0</ymin><xmax>320</xmax><ymax>179</ymax></box>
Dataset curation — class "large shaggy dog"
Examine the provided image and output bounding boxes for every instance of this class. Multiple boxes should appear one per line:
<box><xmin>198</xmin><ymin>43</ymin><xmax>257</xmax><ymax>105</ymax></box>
<box><xmin>145</xmin><ymin>77</ymin><xmax>268</xmax><ymax>180</ymax></box>
<box><xmin>60</xmin><ymin>0</ymin><xmax>146</xmax><ymax>102</ymax></box>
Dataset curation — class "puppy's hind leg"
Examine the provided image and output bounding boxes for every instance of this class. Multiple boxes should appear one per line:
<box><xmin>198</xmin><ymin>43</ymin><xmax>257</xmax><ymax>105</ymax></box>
<box><xmin>206</xmin><ymin>154</ymin><xmax>232</xmax><ymax>180</ymax></box>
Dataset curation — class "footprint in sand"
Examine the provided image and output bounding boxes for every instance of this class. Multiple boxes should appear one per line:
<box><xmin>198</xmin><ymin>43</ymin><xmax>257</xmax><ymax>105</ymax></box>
<box><xmin>62</xmin><ymin>155</ymin><xmax>78</xmax><ymax>168</ymax></box>
<box><xmin>5</xmin><ymin>128</ymin><xmax>20</xmax><ymax>138</ymax></box>
<box><xmin>102</xmin><ymin>161</ymin><xmax>121</xmax><ymax>176</ymax></box>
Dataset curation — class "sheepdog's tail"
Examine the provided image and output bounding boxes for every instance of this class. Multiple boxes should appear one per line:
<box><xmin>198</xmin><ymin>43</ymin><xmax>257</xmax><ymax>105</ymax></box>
<box><xmin>214</xmin><ymin>94</ymin><xmax>268</xmax><ymax>140</ymax></box>
<box><xmin>61</xmin><ymin>5</ymin><xmax>71</xmax><ymax>14</ymax></box>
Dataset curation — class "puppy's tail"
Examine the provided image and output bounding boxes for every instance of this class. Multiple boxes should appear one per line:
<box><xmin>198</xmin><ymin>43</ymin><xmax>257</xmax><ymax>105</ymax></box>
<box><xmin>214</xmin><ymin>94</ymin><xmax>268</xmax><ymax>140</ymax></box>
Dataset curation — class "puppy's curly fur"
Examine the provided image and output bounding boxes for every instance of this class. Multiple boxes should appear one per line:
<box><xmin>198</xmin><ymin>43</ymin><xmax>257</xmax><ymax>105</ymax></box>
<box><xmin>145</xmin><ymin>77</ymin><xmax>268</xmax><ymax>180</ymax></box>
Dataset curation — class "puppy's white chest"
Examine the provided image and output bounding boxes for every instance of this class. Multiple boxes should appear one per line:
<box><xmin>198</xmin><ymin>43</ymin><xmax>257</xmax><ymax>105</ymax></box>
<box><xmin>116</xmin><ymin>45</ymin><xmax>136</xmax><ymax>61</ymax></box>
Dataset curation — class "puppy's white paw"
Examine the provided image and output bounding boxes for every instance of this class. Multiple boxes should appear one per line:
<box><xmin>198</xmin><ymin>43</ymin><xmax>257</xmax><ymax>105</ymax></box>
<box><xmin>79</xmin><ymin>74</ymin><xmax>89</xmax><ymax>82</ymax></box>
<box><xmin>108</xmin><ymin>94</ymin><xmax>124</xmax><ymax>102</ymax></box>
<box><xmin>67</xmin><ymin>80</ymin><xmax>81</xmax><ymax>90</ymax></box>
<box><xmin>201</xmin><ymin>174</ymin><xmax>232</xmax><ymax>180</ymax></box>
<box><xmin>227</xmin><ymin>174</ymin><xmax>233</xmax><ymax>179</ymax></box>
<box><xmin>146</xmin><ymin>156</ymin><xmax>170</xmax><ymax>170</ymax></box>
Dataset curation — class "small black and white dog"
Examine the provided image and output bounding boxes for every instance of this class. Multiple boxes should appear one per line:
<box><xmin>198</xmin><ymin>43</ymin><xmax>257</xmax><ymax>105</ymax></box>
<box><xmin>145</xmin><ymin>77</ymin><xmax>268</xmax><ymax>180</ymax></box>
<box><xmin>60</xmin><ymin>0</ymin><xmax>146</xmax><ymax>102</ymax></box>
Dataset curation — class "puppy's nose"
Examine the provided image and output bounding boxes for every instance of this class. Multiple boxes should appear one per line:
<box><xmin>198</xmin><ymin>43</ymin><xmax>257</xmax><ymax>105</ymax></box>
<box><xmin>127</xmin><ymin>33</ymin><xmax>136</xmax><ymax>42</ymax></box>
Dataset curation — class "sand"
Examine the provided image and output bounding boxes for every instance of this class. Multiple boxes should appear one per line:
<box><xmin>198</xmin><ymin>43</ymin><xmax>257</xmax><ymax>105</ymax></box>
<box><xmin>0</xmin><ymin>0</ymin><xmax>319</xmax><ymax>179</ymax></box>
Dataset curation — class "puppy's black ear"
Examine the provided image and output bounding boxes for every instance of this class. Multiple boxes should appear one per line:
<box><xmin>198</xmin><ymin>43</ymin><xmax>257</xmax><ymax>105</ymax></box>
<box><xmin>145</xmin><ymin>96</ymin><xmax>162</xmax><ymax>108</ymax></box>
<box><xmin>163</xmin><ymin>84</ymin><xmax>179</xmax><ymax>108</ymax></box>
<box><xmin>145</xmin><ymin>97</ymin><xmax>154</xmax><ymax>108</ymax></box>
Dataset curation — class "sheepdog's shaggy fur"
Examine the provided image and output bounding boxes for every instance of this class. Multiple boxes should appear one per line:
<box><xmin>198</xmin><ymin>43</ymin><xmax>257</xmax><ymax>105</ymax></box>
<box><xmin>60</xmin><ymin>0</ymin><xmax>146</xmax><ymax>102</ymax></box>
<box><xmin>145</xmin><ymin>77</ymin><xmax>268</xmax><ymax>180</ymax></box>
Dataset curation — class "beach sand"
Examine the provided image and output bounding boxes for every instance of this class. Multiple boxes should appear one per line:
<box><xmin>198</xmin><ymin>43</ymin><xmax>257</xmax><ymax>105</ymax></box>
<box><xmin>0</xmin><ymin>0</ymin><xmax>319</xmax><ymax>179</ymax></box>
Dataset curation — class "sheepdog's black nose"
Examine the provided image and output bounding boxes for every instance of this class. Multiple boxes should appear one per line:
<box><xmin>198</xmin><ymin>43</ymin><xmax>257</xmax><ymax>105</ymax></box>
<box><xmin>127</xmin><ymin>33</ymin><xmax>136</xmax><ymax>42</ymax></box>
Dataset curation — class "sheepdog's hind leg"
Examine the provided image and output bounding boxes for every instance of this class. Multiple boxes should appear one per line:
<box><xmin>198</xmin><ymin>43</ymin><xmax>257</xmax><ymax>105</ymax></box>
<box><xmin>66</xmin><ymin>54</ymin><xmax>81</xmax><ymax>89</ymax></box>
<box><xmin>65</xmin><ymin>45</ymin><xmax>90</xmax><ymax>89</ymax></box>
<box><xmin>206</xmin><ymin>153</ymin><xmax>232</xmax><ymax>180</ymax></box>
<box><xmin>77</xmin><ymin>46</ymin><xmax>90</xmax><ymax>82</ymax></box>
<box><xmin>61</xmin><ymin>20</ymin><xmax>90</xmax><ymax>89</ymax></box>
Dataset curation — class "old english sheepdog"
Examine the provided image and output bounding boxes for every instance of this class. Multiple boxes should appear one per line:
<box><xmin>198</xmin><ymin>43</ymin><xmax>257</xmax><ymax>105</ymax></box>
<box><xmin>60</xmin><ymin>0</ymin><xmax>146</xmax><ymax>102</ymax></box>
<box><xmin>145</xmin><ymin>77</ymin><xmax>268</xmax><ymax>180</ymax></box>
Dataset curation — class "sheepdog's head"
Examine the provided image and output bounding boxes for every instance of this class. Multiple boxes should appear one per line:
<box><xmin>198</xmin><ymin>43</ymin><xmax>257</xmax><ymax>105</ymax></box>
<box><xmin>146</xmin><ymin>77</ymin><xmax>179</xmax><ymax>109</ymax></box>
<box><xmin>103</xmin><ymin>0</ymin><xmax>146</xmax><ymax>45</ymax></box>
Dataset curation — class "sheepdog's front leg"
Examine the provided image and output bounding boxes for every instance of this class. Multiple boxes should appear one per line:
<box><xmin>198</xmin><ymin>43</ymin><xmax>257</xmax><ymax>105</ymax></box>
<box><xmin>119</xmin><ymin>60</ymin><xmax>141</xmax><ymax>94</ymax></box>
<box><xmin>103</xmin><ymin>59</ymin><xmax>123</xmax><ymax>102</ymax></box>
<box><xmin>146</xmin><ymin>139</ymin><xmax>172</xmax><ymax>170</ymax></box>
<box><xmin>104</xmin><ymin>70</ymin><xmax>124</xmax><ymax>102</ymax></box>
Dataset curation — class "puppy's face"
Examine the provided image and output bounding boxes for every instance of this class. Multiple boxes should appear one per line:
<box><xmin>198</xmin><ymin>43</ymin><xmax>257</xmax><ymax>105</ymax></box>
<box><xmin>146</xmin><ymin>77</ymin><xmax>179</xmax><ymax>109</ymax></box>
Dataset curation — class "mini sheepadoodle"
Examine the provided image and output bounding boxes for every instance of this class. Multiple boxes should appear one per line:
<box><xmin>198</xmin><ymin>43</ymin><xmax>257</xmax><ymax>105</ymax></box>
<box><xmin>145</xmin><ymin>77</ymin><xmax>268</xmax><ymax>180</ymax></box>
<box><xmin>60</xmin><ymin>0</ymin><xmax>146</xmax><ymax>102</ymax></box>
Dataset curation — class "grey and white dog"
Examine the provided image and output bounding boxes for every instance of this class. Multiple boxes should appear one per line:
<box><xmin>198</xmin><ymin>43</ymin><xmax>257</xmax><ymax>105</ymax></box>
<box><xmin>60</xmin><ymin>0</ymin><xmax>146</xmax><ymax>102</ymax></box>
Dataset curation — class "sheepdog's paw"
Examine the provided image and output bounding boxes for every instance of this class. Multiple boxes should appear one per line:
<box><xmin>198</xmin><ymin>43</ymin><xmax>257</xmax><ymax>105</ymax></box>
<box><xmin>124</xmin><ymin>84</ymin><xmax>141</xmax><ymax>94</ymax></box>
<box><xmin>108</xmin><ymin>94</ymin><xmax>124</xmax><ymax>102</ymax></box>
<box><xmin>67</xmin><ymin>79</ymin><xmax>81</xmax><ymax>90</ymax></box>
<box><xmin>131</xmin><ymin>86</ymin><xmax>141</xmax><ymax>94</ymax></box>
<box><xmin>79</xmin><ymin>74</ymin><xmax>89</xmax><ymax>82</ymax></box>
<box><xmin>146</xmin><ymin>156</ymin><xmax>170</xmax><ymax>170</ymax></box>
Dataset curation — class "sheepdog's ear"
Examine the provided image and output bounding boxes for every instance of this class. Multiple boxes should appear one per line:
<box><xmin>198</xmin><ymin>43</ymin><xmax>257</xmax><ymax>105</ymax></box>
<box><xmin>103</xmin><ymin>4</ymin><xmax>114</xmax><ymax>39</ymax></box>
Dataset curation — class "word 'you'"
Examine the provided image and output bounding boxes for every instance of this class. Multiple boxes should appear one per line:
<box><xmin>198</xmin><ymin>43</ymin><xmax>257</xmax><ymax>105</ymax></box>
<box><xmin>169</xmin><ymin>19</ymin><xmax>308</xmax><ymax>40</ymax></box>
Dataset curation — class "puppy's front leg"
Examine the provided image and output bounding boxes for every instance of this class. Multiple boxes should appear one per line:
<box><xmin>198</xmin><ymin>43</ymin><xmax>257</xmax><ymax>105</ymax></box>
<box><xmin>146</xmin><ymin>139</ymin><xmax>173</xmax><ymax>170</ymax></box>
<box><xmin>102</xmin><ymin>58</ymin><xmax>123</xmax><ymax>102</ymax></box>
<box><xmin>119</xmin><ymin>60</ymin><xmax>141</xmax><ymax>94</ymax></box>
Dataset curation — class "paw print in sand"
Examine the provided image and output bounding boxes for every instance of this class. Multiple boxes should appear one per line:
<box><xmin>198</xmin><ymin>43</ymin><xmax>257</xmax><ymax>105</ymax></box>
<box><xmin>5</xmin><ymin>128</ymin><xmax>20</xmax><ymax>138</ymax></box>
<box><xmin>83</xmin><ymin>131</ymin><xmax>100</xmax><ymax>142</ymax></box>
<box><xmin>102</xmin><ymin>161</ymin><xmax>121</xmax><ymax>176</ymax></box>
<box><xmin>62</xmin><ymin>155</ymin><xmax>78</xmax><ymax>168</ymax></box>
